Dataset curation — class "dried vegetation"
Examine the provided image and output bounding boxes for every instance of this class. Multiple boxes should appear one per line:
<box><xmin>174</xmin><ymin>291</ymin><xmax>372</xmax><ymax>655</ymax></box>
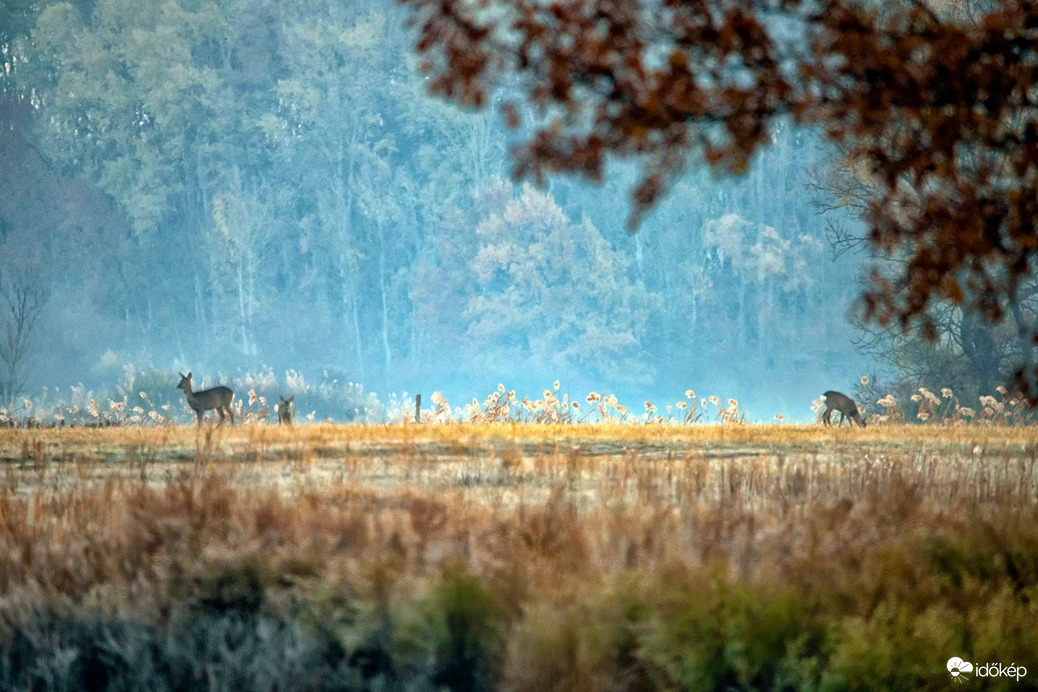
<box><xmin>0</xmin><ymin>424</ymin><xmax>1036</xmax><ymax>690</ymax></box>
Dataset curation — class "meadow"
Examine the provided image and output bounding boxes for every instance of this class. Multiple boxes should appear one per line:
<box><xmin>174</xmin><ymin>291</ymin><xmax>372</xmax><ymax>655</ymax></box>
<box><xmin>0</xmin><ymin>422</ymin><xmax>1036</xmax><ymax>691</ymax></box>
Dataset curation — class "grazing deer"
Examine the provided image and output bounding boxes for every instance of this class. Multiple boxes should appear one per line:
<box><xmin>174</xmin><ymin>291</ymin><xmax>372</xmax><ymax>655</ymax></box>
<box><xmin>278</xmin><ymin>396</ymin><xmax>294</xmax><ymax>425</ymax></box>
<box><xmin>822</xmin><ymin>390</ymin><xmax>866</xmax><ymax>428</ymax></box>
<box><xmin>176</xmin><ymin>372</ymin><xmax>235</xmax><ymax>426</ymax></box>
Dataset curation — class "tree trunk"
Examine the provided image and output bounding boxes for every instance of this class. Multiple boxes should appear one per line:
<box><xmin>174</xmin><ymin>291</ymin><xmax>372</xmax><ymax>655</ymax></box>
<box><xmin>351</xmin><ymin>287</ymin><xmax>365</xmax><ymax>382</ymax></box>
<box><xmin>378</xmin><ymin>225</ymin><xmax>392</xmax><ymax>378</ymax></box>
<box><xmin>237</xmin><ymin>261</ymin><xmax>249</xmax><ymax>355</ymax></box>
<box><xmin>1008</xmin><ymin>293</ymin><xmax>1034</xmax><ymax>394</ymax></box>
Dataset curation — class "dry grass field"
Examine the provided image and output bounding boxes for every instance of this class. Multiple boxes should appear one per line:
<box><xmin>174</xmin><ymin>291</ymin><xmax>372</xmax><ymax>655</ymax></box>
<box><xmin>0</xmin><ymin>423</ymin><xmax>1036</xmax><ymax>691</ymax></box>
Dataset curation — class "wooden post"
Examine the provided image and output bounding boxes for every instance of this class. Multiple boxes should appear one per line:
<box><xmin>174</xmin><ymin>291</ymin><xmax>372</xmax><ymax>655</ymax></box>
<box><xmin>415</xmin><ymin>394</ymin><xmax>422</xmax><ymax>424</ymax></box>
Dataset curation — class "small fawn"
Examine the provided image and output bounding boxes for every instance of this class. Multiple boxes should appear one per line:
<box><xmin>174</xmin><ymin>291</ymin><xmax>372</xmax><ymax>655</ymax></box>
<box><xmin>278</xmin><ymin>396</ymin><xmax>295</xmax><ymax>425</ymax></box>
<box><xmin>176</xmin><ymin>372</ymin><xmax>235</xmax><ymax>426</ymax></box>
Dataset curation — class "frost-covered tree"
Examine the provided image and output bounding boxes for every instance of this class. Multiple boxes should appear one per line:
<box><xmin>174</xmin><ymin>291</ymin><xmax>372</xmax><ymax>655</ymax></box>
<box><xmin>466</xmin><ymin>183</ymin><xmax>657</xmax><ymax>384</ymax></box>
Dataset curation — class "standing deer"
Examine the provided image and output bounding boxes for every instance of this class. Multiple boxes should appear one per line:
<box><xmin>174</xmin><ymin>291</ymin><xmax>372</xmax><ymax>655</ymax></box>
<box><xmin>176</xmin><ymin>372</ymin><xmax>235</xmax><ymax>426</ymax></box>
<box><xmin>277</xmin><ymin>396</ymin><xmax>294</xmax><ymax>425</ymax></box>
<box><xmin>822</xmin><ymin>390</ymin><xmax>866</xmax><ymax>428</ymax></box>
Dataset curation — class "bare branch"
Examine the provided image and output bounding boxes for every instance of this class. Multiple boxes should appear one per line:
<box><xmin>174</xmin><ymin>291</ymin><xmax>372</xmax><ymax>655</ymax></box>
<box><xmin>0</xmin><ymin>270</ymin><xmax>48</xmax><ymax>405</ymax></box>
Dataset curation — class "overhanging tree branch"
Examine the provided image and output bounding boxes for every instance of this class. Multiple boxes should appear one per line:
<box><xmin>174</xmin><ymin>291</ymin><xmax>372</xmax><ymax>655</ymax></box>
<box><xmin>402</xmin><ymin>0</ymin><xmax>1038</xmax><ymax>399</ymax></box>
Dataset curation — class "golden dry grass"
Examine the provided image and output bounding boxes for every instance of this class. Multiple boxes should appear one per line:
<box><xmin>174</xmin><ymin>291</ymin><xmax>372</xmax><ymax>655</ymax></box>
<box><xmin>2</xmin><ymin>423</ymin><xmax>1036</xmax><ymax>504</ymax></box>
<box><xmin>0</xmin><ymin>423</ymin><xmax>1035</xmax><ymax>690</ymax></box>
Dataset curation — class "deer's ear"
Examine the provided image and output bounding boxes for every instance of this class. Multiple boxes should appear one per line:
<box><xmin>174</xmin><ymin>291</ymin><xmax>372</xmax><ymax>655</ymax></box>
<box><xmin>179</xmin><ymin>372</ymin><xmax>185</xmax><ymax>379</ymax></box>
<box><xmin>288</xmin><ymin>397</ymin><xmax>294</xmax><ymax>403</ymax></box>
<box><xmin>187</xmin><ymin>372</ymin><xmax>191</xmax><ymax>378</ymax></box>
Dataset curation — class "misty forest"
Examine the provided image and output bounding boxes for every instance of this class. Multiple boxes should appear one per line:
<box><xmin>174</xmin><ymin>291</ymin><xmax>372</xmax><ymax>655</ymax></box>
<box><xmin>0</xmin><ymin>0</ymin><xmax>911</xmax><ymax>421</ymax></box>
<box><xmin>2</xmin><ymin>1</ymin><xmax>1038</xmax><ymax>691</ymax></box>
<box><xmin>4</xmin><ymin>0</ymin><xmax>1036</xmax><ymax>426</ymax></box>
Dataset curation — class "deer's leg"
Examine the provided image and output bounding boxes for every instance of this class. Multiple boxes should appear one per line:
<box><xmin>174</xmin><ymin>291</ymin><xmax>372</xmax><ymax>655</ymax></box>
<box><xmin>823</xmin><ymin>407</ymin><xmax>832</xmax><ymax>426</ymax></box>
<box><xmin>196</xmin><ymin>410</ymin><xmax>203</xmax><ymax>426</ymax></box>
<box><xmin>217</xmin><ymin>407</ymin><xmax>226</xmax><ymax>426</ymax></box>
<box><xmin>228</xmin><ymin>404</ymin><xmax>235</xmax><ymax>425</ymax></box>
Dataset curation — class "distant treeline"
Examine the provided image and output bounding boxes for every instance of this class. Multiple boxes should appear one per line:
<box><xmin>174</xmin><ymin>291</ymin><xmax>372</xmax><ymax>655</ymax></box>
<box><xmin>1</xmin><ymin>0</ymin><xmax>865</xmax><ymax>413</ymax></box>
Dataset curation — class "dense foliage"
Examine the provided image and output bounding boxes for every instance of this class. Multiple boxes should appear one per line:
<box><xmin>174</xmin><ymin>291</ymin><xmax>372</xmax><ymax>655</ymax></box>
<box><xmin>0</xmin><ymin>0</ymin><xmax>866</xmax><ymax>414</ymax></box>
<box><xmin>404</xmin><ymin>0</ymin><xmax>1038</xmax><ymax>397</ymax></box>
